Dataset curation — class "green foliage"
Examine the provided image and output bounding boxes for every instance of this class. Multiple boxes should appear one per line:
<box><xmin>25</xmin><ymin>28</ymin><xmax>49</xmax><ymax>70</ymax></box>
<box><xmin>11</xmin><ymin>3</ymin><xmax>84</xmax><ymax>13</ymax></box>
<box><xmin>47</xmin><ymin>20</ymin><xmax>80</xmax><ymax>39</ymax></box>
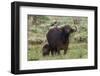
<box><xmin>28</xmin><ymin>15</ymin><xmax>50</xmax><ymax>25</ymax></box>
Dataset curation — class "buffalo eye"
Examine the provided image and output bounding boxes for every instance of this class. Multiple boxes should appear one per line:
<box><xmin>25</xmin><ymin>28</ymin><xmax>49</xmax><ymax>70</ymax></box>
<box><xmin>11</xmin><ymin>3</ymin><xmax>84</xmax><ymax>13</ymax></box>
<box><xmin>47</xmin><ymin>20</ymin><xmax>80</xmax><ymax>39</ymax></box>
<box><xmin>70</xmin><ymin>29</ymin><xmax>74</xmax><ymax>33</ymax></box>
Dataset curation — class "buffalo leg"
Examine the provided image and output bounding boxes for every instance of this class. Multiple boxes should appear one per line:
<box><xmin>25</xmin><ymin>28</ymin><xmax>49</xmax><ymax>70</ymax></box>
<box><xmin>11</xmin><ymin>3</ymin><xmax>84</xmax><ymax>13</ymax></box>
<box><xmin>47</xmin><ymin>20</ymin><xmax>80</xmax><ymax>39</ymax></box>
<box><xmin>64</xmin><ymin>47</ymin><xmax>69</xmax><ymax>55</ymax></box>
<box><xmin>51</xmin><ymin>49</ymin><xmax>55</xmax><ymax>56</ymax></box>
<box><xmin>57</xmin><ymin>49</ymin><xmax>60</xmax><ymax>55</ymax></box>
<box><xmin>64</xmin><ymin>49</ymin><xmax>67</xmax><ymax>55</ymax></box>
<box><xmin>54</xmin><ymin>47</ymin><xmax>60</xmax><ymax>55</ymax></box>
<box><xmin>64</xmin><ymin>42</ymin><xmax>69</xmax><ymax>55</ymax></box>
<box><xmin>64</xmin><ymin>46</ymin><xmax>68</xmax><ymax>55</ymax></box>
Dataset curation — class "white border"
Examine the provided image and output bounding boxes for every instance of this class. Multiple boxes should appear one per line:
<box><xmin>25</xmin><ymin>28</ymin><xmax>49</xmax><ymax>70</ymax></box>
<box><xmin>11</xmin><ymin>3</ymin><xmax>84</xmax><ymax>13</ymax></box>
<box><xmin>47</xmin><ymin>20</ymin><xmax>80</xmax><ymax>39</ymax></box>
<box><xmin>20</xmin><ymin>6</ymin><xmax>95</xmax><ymax>70</ymax></box>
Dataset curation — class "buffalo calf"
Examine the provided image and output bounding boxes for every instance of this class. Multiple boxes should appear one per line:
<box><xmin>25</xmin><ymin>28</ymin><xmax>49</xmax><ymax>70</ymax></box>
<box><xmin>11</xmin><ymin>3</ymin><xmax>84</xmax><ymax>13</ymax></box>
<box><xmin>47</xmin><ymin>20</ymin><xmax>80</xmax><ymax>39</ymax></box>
<box><xmin>42</xmin><ymin>44</ymin><xmax>50</xmax><ymax>56</ymax></box>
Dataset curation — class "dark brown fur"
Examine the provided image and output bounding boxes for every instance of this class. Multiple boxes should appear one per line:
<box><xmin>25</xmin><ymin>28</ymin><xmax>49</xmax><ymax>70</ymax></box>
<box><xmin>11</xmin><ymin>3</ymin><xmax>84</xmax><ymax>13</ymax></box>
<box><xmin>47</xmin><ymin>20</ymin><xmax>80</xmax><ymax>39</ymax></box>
<box><xmin>46</xmin><ymin>25</ymin><xmax>76</xmax><ymax>55</ymax></box>
<box><xmin>42</xmin><ymin>44</ymin><xmax>50</xmax><ymax>56</ymax></box>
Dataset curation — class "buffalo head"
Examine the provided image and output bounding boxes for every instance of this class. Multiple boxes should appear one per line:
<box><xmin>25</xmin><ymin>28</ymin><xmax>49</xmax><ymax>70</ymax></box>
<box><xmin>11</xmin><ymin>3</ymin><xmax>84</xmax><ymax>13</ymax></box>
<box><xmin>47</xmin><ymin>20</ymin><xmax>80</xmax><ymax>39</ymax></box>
<box><xmin>61</xmin><ymin>25</ymin><xmax>77</xmax><ymax>34</ymax></box>
<box><xmin>60</xmin><ymin>25</ymin><xmax>77</xmax><ymax>44</ymax></box>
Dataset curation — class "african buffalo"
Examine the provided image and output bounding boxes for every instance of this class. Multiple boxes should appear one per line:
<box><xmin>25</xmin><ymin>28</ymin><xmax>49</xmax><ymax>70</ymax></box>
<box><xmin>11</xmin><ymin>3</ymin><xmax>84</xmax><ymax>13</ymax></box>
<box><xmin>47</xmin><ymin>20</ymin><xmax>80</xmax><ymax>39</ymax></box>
<box><xmin>46</xmin><ymin>25</ymin><xmax>77</xmax><ymax>56</ymax></box>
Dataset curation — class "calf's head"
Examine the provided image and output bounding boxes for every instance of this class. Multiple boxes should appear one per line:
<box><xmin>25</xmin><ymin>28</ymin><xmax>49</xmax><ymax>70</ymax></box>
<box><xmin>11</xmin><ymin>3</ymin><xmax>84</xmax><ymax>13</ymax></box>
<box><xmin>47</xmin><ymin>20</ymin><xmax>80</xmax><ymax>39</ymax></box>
<box><xmin>42</xmin><ymin>44</ymin><xmax>50</xmax><ymax>56</ymax></box>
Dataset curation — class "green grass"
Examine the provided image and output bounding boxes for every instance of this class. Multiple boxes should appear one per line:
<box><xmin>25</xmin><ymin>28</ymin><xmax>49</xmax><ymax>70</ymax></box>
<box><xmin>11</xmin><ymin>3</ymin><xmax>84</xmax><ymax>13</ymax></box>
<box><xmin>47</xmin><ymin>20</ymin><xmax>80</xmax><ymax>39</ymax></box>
<box><xmin>28</xmin><ymin>42</ymin><xmax>88</xmax><ymax>61</ymax></box>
